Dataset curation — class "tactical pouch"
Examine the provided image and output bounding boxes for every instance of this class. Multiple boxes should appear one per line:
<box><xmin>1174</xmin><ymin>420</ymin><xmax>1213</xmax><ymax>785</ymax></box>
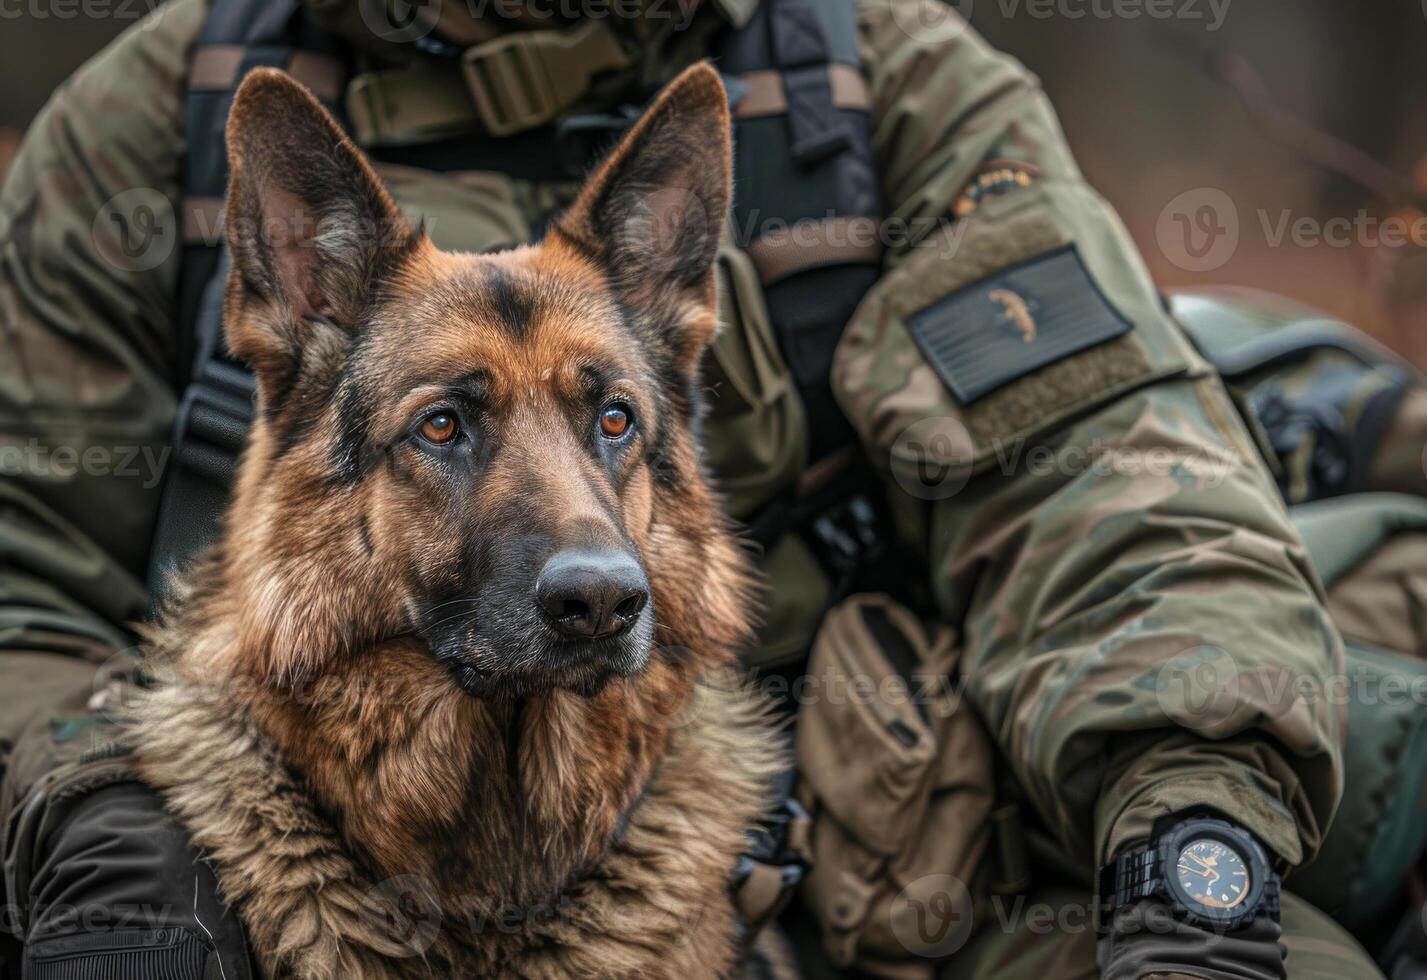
<box><xmin>796</xmin><ymin>595</ymin><xmax>995</xmax><ymax>979</ymax></box>
<box><xmin>705</xmin><ymin>244</ymin><xmax>829</xmax><ymax>669</ymax></box>
<box><xmin>704</xmin><ymin>242</ymin><xmax>809</xmax><ymax>523</ymax></box>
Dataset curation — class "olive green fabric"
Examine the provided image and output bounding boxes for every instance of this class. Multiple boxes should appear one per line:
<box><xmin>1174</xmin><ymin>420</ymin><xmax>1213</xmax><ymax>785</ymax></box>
<box><xmin>1327</xmin><ymin>533</ymin><xmax>1427</xmax><ymax>658</ymax></box>
<box><xmin>1367</xmin><ymin>385</ymin><xmax>1427</xmax><ymax>498</ymax></box>
<box><xmin>0</xmin><ymin>0</ymin><xmax>1366</xmax><ymax>974</ymax></box>
<box><xmin>1280</xmin><ymin>495</ymin><xmax>1427</xmax><ymax>931</ymax></box>
<box><xmin>1286</xmin><ymin>640</ymin><xmax>1427</xmax><ymax>934</ymax></box>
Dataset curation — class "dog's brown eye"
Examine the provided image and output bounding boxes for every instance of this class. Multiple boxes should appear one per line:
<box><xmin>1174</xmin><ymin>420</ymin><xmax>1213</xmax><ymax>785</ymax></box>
<box><xmin>419</xmin><ymin>412</ymin><xmax>459</xmax><ymax>445</ymax></box>
<box><xmin>600</xmin><ymin>405</ymin><xmax>632</xmax><ymax>440</ymax></box>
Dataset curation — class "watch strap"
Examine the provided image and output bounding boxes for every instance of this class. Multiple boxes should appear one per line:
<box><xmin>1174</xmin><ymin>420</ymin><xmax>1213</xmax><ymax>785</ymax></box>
<box><xmin>1260</xmin><ymin>869</ymin><xmax>1282</xmax><ymax>923</ymax></box>
<box><xmin>1097</xmin><ymin>844</ymin><xmax>1159</xmax><ymax>932</ymax></box>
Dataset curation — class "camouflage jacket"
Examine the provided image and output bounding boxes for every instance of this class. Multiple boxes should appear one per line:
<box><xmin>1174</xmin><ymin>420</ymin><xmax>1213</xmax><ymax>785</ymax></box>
<box><xmin>0</xmin><ymin>0</ymin><xmax>1341</xmax><ymax>894</ymax></box>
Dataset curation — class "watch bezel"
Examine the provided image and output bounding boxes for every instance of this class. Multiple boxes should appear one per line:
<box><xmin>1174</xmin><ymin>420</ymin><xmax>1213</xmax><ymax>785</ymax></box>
<box><xmin>1154</xmin><ymin>817</ymin><xmax>1271</xmax><ymax>931</ymax></box>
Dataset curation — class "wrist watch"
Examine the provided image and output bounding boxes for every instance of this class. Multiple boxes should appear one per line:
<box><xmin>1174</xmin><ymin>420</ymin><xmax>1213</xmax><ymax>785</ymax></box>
<box><xmin>1097</xmin><ymin>814</ymin><xmax>1281</xmax><ymax>933</ymax></box>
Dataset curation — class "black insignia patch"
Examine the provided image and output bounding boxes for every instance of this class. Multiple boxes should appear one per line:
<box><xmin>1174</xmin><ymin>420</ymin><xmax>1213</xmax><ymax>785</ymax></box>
<box><xmin>906</xmin><ymin>245</ymin><xmax>1133</xmax><ymax>405</ymax></box>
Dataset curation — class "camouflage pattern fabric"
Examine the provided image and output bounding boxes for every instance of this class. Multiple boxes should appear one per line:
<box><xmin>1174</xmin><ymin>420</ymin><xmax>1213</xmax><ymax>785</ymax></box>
<box><xmin>0</xmin><ymin>0</ymin><xmax>1378</xmax><ymax>974</ymax></box>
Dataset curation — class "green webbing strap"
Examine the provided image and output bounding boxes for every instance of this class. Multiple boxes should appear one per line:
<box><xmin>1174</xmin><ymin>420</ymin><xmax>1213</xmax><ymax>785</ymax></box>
<box><xmin>347</xmin><ymin>19</ymin><xmax>634</xmax><ymax>146</ymax></box>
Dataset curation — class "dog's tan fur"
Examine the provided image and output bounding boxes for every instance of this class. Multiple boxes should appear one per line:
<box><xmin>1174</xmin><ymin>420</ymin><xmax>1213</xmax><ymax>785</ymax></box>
<box><xmin>127</xmin><ymin>63</ymin><xmax>786</xmax><ymax>978</ymax></box>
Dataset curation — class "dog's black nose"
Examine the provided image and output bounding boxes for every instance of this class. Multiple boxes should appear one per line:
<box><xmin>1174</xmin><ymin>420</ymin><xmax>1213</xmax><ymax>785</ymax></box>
<box><xmin>536</xmin><ymin>550</ymin><xmax>649</xmax><ymax>640</ymax></box>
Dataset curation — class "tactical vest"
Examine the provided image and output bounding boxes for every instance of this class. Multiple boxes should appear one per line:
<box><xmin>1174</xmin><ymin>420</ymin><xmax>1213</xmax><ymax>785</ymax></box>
<box><xmin>149</xmin><ymin>0</ymin><xmax>883</xmax><ymax>601</ymax></box>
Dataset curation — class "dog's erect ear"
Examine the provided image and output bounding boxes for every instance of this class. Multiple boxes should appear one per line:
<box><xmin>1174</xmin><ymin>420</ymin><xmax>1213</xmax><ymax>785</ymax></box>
<box><xmin>552</xmin><ymin>62</ymin><xmax>731</xmax><ymax>329</ymax></box>
<box><xmin>223</xmin><ymin>69</ymin><xmax>413</xmax><ymax>386</ymax></box>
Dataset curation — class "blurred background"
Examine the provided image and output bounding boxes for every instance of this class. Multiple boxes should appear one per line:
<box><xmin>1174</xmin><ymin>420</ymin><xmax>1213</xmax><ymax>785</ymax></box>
<box><xmin>3</xmin><ymin>0</ymin><xmax>1425</xmax><ymax>363</ymax></box>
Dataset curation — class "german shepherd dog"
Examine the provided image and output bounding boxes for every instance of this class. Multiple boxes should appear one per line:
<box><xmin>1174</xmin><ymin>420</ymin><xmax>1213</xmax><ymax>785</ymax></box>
<box><xmin>130</xmin><ymin>64</ymin><xmax>787</xmax><ymax>978</ymax></box>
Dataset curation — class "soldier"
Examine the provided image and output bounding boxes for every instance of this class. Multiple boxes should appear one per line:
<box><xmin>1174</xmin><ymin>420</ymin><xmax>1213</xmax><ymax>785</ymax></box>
<box><xmin>0</xmin><ymin>0</ymin><xmax>1403</xmax><ymax>977</ymax></box>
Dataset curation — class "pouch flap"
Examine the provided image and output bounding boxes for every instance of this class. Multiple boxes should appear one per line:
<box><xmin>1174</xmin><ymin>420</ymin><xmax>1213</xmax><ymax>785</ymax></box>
<box><xmin>834</xmin><ymin>186</ymin><xmax>1209</xmax><ymax>493</ymax></box>
<box><xmin>798</xmin><ymin>595</ymin><xmax>958</xmax><ymax>857</ymax></box>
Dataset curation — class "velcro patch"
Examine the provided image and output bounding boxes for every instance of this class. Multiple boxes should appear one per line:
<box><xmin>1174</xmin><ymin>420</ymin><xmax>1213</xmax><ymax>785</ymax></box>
<box><xmin>906</xmin><ymin>245</ymin><xmax>1133</xmax><ymax>405</ymax></box>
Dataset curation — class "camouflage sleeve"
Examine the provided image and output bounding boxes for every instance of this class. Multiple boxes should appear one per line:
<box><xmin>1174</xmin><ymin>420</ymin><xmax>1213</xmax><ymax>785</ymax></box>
<box><xmin>842</xmin><ymin>0</ymin><xmax>1343</xmax><ymax>870</ymax></box>
<box><xmin>0</xmin><ymin>0</ymin><xmax>205</xmax><ymax>658</ymax></box>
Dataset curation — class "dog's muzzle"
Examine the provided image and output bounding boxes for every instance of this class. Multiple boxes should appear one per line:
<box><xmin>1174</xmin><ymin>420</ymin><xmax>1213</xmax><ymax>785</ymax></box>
<box><xmin>535</xmin><ymin>548</ymin><xmax>649</xmax><ymax>640</ymax></box>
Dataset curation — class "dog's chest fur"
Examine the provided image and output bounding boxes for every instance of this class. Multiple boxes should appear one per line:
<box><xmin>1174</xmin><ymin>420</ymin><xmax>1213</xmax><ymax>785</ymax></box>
<box><xmin>129</xmin><ymin>661</ymin><xmax>781</xmax><ymax>979</ymax></box>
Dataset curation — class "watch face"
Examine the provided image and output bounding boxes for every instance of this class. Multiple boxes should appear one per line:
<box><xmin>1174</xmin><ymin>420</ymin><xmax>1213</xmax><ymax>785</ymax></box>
<box><xmin>1175</xmin><ymin>837</ymin><xmax>1251</xmax><ymax>910</ymax></box>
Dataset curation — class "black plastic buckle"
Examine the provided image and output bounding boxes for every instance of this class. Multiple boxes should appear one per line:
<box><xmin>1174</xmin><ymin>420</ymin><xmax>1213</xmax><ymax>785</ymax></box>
<box><xmin>734</xmin><ymin>796</ymin><xmax>812</xmax><ymax>888</ymax></box>
<box><xmin>553</xmin><ymin>106</ymin><xmax>641</xmax><ymax>179</ymax></box>
<box><xmin>1249</xmin><ymin>382</ymin><xmax>1352</xmax><ymax>499</ymax></box>
<box><xmin>809</xmin><ymin>493</ymin><xmax>882</xmax><ymax>577</ymax></box>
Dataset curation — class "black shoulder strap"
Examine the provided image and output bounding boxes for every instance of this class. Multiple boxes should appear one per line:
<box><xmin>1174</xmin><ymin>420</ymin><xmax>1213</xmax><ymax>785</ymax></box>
<box><xmin>151</xmin><ymin>0</ymin><xmax>349</xmax><ymax>598</ymax></box>
<box><xmin>176</xmin><ymin>0</ymin><xmax>350</xmax><ymax>369</ymax></box>
<box><xmin>719</xmin><ymin>0</ymin><xmax>881</xmax><ymax>460</ymax></box>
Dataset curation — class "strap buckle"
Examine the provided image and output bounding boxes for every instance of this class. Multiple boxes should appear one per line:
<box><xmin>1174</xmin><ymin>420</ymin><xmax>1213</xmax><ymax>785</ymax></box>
<box><xmin>462</xmin><ymin>20</ymin><xmax>633</xmax><ymax>137</ymax></box>
<box><xmin>553</xmin><ymin>106</ymin><xmax>642</xmax><ymax>178</ymax></box>
<box><xmin>347</xmin><ymin>67</ymin><xmax>474</xmax><ymax>147</ymax></box>
<box><xmin>734</xmin><ymin>797</ymin><xmax>812</xmax><ymax>934</ymax></box>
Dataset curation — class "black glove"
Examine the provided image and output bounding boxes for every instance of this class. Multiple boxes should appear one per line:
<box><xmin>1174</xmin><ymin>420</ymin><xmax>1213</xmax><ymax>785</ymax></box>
<box><xmin>22</xmin><ymin>782</ymin><xmax>253</xmax><ymax>980</ymax></box>
<box><xmin>1097</xmin><ymin>897</ymin><xmax>1287</xmax><ymax>980</ymax></box>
